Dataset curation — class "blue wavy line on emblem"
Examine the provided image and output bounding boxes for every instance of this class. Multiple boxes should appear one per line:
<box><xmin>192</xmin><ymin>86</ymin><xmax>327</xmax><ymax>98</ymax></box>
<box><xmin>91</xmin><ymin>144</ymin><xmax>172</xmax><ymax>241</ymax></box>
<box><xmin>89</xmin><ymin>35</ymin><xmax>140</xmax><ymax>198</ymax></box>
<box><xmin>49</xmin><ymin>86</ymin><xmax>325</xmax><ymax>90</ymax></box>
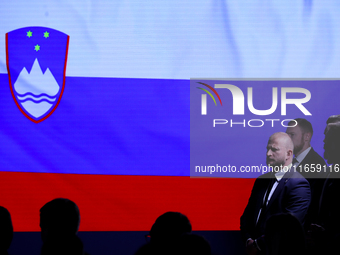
<box><xmin>18</xmin><ymin>95</ymin><xmax>56</xmax><ymax>102</ymax></box>
<box><xmin>18</xmin><ymin>98</ymin><xmax>55</xmax><ymax>104</ymax></box>
<box><xmin>15</xmin><ymin>92</ymin><xmax>58</xmax><ymax>99</ymax></box>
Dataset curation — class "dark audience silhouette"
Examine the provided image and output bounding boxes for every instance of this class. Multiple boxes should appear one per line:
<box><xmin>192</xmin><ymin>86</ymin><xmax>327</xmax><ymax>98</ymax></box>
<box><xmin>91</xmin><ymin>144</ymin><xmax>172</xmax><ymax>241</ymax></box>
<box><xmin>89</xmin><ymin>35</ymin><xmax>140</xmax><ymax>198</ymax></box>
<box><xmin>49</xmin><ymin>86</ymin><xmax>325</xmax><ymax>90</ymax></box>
<box><xmin>39</xmin><ymin>198</ymin><xmax>87</xmax><ymax>255</ymax></box>
<box><xmin>265</xmin><ymin>213</ymin><xmax>305</xmax><ymax>255</ymax></box>
<box><xmin>5</xmin><ymin>117</ymin><xmax>340</xmax><ymax>255</ymax></box>
<box><xmin>135</xmin><ymin>211</ymin><xmax>192</xmax><ymax>255</ymax></box>
<box><xmin>178</xmin><ymin>233</ymin><xmax>211</xmax><ymax>255</ymax></box>
<box><xmin>0</xmin><ymin>206</ymin><xmax>13</xmax><ymax>255</ymax></box>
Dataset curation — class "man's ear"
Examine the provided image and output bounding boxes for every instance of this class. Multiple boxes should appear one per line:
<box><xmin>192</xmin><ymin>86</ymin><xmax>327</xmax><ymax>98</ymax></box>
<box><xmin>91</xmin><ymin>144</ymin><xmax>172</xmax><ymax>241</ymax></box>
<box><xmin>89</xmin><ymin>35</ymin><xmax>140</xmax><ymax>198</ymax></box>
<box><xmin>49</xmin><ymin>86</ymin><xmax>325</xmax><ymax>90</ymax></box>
<box><xmin>304</xmin><ymin>132</ymin><xmax>311</xmax><ymax>142</ymax></box>
<box><xmin>287</xmin><ymin>149</ymin><xmax>293</xmax><ymax>158</ymax></box>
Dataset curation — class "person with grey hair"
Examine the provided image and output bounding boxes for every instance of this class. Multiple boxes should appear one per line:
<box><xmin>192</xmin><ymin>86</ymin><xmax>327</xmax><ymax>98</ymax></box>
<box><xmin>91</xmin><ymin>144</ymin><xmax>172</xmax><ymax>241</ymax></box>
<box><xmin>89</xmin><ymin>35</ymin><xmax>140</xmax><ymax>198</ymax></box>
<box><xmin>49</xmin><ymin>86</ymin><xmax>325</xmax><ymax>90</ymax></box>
<box><xmin>241</xmin><ymin>132</ymin><xmax>311</xmax><ymax>255</ymax></box>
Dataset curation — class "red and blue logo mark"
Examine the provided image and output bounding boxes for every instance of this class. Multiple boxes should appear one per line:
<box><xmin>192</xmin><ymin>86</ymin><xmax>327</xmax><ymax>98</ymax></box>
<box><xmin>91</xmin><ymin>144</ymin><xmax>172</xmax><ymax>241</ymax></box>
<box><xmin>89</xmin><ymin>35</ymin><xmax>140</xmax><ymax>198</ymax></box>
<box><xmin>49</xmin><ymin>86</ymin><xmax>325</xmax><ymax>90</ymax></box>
<box><xmin>6</xmin><ymin>27</ymin><xmax>69</xmax><ymax>123</ymax></box>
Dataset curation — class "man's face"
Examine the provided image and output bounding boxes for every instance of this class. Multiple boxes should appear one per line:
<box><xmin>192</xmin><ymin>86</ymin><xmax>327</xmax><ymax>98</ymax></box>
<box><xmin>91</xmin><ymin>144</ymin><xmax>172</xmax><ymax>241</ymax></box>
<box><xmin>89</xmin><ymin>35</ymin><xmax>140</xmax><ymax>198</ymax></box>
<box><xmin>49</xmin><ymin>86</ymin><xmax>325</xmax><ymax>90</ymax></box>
<box><xmin>286</xmin><ymin>125</ymin><xmax>304</xmax><ymax>155</ymax></box>
<box><xmin>266</xmin><ymin>136</ymin><xmax>288</xmax><ymax>167</ymax></box>
<box><xmin>323</xmin><ymin>125</ymin><xmax>330</xmax><ymax>160</ymax></box>
<box><xmin>324</xmin><ymin>125</ymin><xmax>337</xmax><ymax>164</ymax></box>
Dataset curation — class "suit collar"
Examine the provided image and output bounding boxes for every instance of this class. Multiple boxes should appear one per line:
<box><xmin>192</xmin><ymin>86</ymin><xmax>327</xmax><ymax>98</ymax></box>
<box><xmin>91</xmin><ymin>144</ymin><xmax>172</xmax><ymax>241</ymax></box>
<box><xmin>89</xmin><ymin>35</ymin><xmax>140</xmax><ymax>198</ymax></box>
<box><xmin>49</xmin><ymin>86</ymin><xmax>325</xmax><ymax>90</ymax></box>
<box><xmin>264</xmin><ymin>179</ymin><xmax>285</xmax><ymax>212</ymax></box>
<box><xmin>264</xmin><ymin>168</ymin><xmax>294</xmax><ymax>211</ymax></box>
<box><xmin>295</xmin><ymin>147</ymin><xmax>312</xmax><ymax>164</ymax></box>
<box><xmin>274</xmin><ymin>163</ymin><xmax>292</xmax><ymax>181</ymax></box>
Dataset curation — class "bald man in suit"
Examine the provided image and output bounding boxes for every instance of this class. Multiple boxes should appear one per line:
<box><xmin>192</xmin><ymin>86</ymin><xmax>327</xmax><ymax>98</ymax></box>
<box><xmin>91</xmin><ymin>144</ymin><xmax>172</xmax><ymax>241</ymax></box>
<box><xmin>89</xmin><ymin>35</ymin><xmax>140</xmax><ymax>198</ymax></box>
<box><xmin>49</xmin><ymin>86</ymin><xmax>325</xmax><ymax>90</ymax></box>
<box><xmin>240</xmin><ymin>132</ymin><xmax>311</xmax><ymax>254</ymax></box>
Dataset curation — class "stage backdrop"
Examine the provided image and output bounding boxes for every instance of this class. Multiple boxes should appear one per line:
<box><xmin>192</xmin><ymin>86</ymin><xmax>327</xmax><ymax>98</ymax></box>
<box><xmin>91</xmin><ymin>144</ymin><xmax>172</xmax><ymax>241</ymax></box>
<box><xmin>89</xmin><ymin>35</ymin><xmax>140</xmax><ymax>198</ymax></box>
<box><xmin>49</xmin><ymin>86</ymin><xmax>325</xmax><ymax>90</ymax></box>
<box><xmin>1</xmin><ymin>1</ymin><xmax>340</xmax><ymax>236</ymax></box>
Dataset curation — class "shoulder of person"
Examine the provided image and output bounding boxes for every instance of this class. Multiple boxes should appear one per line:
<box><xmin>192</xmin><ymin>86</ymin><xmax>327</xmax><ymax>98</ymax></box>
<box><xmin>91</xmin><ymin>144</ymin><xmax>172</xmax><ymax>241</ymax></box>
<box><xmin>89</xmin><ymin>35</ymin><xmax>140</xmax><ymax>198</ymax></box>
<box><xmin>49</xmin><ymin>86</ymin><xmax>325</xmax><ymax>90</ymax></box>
<box><xmin>258</xmin><ymin>172</ymin><xmax>273</xmax><ymax>180</ymax></box>
<box><xmin>285</xmin><ymin>171</ymin><xmax>310</xmax><ymax>185</ymax></box>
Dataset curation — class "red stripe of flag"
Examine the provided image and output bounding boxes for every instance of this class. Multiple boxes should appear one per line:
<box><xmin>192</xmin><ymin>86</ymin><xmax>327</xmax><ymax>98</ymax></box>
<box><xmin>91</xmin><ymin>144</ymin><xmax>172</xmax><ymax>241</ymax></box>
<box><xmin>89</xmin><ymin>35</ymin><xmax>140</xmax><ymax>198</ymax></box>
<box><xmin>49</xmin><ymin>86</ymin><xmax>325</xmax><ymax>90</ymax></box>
<box><xmin>0</xmin><ymin>172</ymin><xmax>254</xmax><ymax>232</ymax></box>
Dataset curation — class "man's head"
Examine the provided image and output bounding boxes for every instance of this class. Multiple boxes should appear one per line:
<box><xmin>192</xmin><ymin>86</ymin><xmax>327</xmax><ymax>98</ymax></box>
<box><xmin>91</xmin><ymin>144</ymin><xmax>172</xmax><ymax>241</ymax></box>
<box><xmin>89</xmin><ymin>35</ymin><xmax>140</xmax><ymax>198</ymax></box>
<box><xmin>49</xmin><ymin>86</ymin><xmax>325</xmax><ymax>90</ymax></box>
<box><xmin>326</xmin><ymin>115</ymin><xmax>340</xmax><ymax>125</ymax></box>
<box><xmin>324</xmin><ymin>122</ymin><xmax>340</xmax><ymax>164</ymax></box>
<box><xmin>265</xmin><ymin>213</ymin><xmax>305</xmax><ymax>255</ymax></box>
<box><xmin>323</xmin><ymin>115</ymin><xmax>340</xmax><ymax>161</ymax></box>
<box><xmin>0</xmin><ymin>206</ymin><xmax>13</xmax><ymax>252</ymax></box>
<box><xmin>286</xmin><ymin>118</ymin><xmax>313</xmax><ymax>156</ymax></box>
<box><xmin>266</xmin><ymin>132</ymin><xmax>294</xmax><ymax>167</ymax></box>
<box><xmin>40</xmin><ymin>198</ymin><xmax>80</xmax><ymax>242</ymax></box>
<box><xmin>149</xmin><ymin>212</ymin><xmax>192</xmax><ymax>244</ymax></box>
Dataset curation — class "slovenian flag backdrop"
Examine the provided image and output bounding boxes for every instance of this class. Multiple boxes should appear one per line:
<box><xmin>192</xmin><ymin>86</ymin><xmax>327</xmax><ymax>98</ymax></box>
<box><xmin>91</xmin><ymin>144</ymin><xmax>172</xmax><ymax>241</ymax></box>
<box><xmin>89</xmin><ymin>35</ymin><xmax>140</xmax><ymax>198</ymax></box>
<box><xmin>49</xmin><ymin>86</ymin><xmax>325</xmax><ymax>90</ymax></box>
<box><xmin>1</xmin><ymin>0</ymin><xmax>340</xmax><ymax>232</ymax></box>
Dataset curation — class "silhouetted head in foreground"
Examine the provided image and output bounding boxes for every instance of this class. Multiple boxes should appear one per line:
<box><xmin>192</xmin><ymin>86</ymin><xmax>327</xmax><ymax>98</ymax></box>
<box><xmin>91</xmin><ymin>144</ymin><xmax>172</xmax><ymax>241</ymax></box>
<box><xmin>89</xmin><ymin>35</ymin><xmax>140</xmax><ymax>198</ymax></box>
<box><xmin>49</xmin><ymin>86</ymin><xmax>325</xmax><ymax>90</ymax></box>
<box><xmin>149</xmin><ymin>211</ymin><xmax>192</xmax><ymax>244</ymax></box>
<box><xmin>178</xmin><ymin>233</ymin><xmax>211</xmax><ymax>255</ymax></box>
<box><xmin>40</xmin><ymin>198</ymin><xmax>84</xmax><ymax>255</ymax></box>
<box><xmin>135</xmin><ymin>211</ymin><xmax>192</xmax><ymax>255</ymax></box>
<box><xmin>265</xmin><ymin>213</ymin><xmax>305</xmax><ymax>255</ymax></box>
<box><xmin>0</xmin><ymin>206</ymin><xmax>13</xmax><ymax>255</ymax></box>
<box><xmin>40</xmin><ymin>198</ymin><xmax>80</xmax><ymax>242</ymax></box>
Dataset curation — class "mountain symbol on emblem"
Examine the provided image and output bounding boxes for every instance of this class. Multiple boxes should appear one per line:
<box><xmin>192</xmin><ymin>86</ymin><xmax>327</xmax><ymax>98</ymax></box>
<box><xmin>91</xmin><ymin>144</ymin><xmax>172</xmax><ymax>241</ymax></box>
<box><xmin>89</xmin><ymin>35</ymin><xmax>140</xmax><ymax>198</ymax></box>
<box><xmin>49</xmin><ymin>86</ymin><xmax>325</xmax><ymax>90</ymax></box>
<box><xmin>14</xmin><ymin>58</ymin><xmax>60</xmax><ymax>118</ymax></box>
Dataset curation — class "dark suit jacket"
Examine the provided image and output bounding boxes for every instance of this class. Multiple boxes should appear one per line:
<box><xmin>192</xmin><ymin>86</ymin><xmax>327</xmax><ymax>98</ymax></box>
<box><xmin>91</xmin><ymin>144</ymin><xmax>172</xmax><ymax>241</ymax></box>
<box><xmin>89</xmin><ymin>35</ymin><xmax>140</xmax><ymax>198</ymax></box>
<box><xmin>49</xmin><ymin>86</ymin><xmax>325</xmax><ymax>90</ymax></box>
<box><xmin>296</xmin><ymin>148</ymin><xmax>326</xmax><ymax>226</ymax></box>
<box><xmin>296</xmin><ymin>147</ymin><xmax>326</xmax><ymax>180</ymax></box>
<box><xmin>240</xmin><ymin>169</ymin><xmax>311</xmax><ymax>250</ymax></box>
<box><xmin>318</xmin><ymin>171</ymin><xmax>340</xmax><ymax>239</ymax></box>
<box><xmin>307</xmin><ymin>170</ymin><xmax>340</xmax><ymax>254</ymax></box>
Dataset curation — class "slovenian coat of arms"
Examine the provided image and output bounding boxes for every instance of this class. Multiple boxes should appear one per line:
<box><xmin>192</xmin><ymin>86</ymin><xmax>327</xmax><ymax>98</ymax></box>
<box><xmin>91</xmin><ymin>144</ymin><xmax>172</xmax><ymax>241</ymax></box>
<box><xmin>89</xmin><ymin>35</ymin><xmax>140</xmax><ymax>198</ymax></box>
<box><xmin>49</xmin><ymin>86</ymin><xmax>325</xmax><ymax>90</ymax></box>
<box><xmin>6</xmin><ymin>27</ymin><xmax>69</xmax><ymax>123</ymax></box>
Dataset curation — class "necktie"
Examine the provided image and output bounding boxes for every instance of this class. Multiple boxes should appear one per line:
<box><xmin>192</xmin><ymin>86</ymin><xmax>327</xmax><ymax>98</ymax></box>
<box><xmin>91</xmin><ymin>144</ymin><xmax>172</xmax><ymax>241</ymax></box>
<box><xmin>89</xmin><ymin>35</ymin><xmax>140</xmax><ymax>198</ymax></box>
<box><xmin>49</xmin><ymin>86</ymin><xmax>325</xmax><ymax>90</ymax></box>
<box><xmin>262</xmin><ymin>177</ymin><xmax>276</xmax><ymax>211</ymax></box>
<box><xmin>256</xmin><ymin>176</ymin><xmax>277</xmax><ymax>226</ymax></box>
